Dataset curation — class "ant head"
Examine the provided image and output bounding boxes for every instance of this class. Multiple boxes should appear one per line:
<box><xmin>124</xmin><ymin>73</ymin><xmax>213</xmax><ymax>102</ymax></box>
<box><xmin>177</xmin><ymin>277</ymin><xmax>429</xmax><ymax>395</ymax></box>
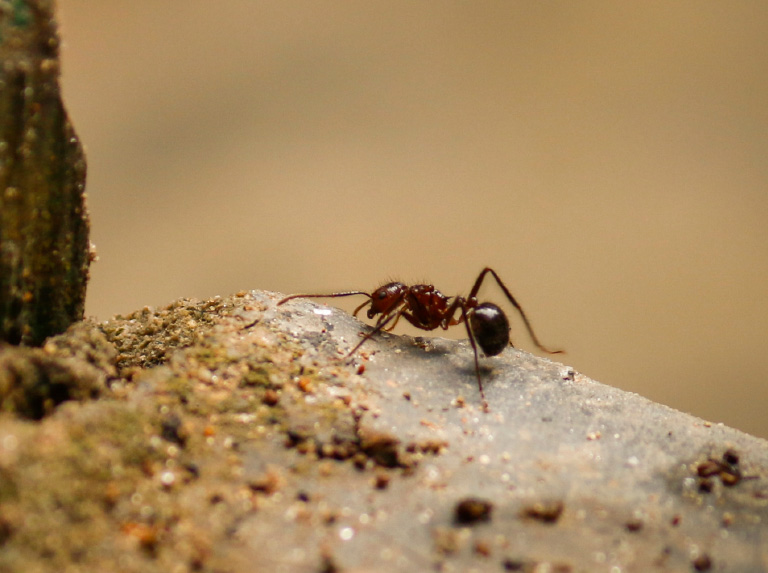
<box><xmin>367</xmin><ymin>282</ymin><xmax>407</xmax><ymax>318</ymax></box>
<box><xmin>469</xmin><ymin>302</ymin><xmax>510</xmax><ymax>357</ymax></box>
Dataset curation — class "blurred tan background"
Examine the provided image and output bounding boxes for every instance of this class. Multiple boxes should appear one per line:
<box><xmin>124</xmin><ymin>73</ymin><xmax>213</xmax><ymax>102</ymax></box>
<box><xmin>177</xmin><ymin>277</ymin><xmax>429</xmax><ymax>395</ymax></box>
<box><xmin>56</xmin><ymin>2</ymin><xmax>767</xmax><ymax>438</ymax></box>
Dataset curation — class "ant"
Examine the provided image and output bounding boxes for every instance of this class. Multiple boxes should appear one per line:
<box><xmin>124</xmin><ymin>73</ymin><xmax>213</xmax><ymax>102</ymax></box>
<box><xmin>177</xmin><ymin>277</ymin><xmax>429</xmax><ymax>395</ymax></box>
<box><xmin>277</xmin><ymin>267</ymin><xmax>562</xmax><ymax>411</ymax></box>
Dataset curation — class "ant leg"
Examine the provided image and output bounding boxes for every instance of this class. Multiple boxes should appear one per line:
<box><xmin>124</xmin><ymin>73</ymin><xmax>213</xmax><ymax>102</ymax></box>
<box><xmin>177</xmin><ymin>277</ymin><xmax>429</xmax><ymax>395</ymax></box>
<box><xmin>468</xmin><ymin>267</ymin><xmax>562</xmax><ymax>354</ymax></box>
<box><xmin>345</xmin><ymin>306</ymin><xmax>405</xmax><ymax>357</ymax></box>
<box><xmin>384</xmin><ymin>312</ymin><xmax>402</xmax><ymax>332</ymax></box>
<box><xmin>277</xmin><ymin>291</ymin><xmax>370</xmax><ymax>306</ymax></box>
<box><xmin>353</xmin><ymin>298</ymin><xmax>372</xmax><ymax>317</ymax></box>
<box><xmin>353</xmin><ymin>299</ymin><xmax>397</xmax><ymax>329</ymax></box>
<box><xmin>459</xmin><ymin>304</ymin><xmax>490</xmax><ymax>412</ymax></box>
<box><xmin>466</xmin><ymin>267</ymin><xmax>495</xmax><ymax>300</ymax></box>
<box><xmin>441</xmin><ymin>296</ymin><xmax>466</xmax><ymax>328</ymax></box>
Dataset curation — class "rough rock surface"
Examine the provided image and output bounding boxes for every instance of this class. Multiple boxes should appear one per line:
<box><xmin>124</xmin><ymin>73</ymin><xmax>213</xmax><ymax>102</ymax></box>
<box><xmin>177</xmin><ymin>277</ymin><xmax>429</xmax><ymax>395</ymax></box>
<box><xmin>0</xmin><ymin>290</ymin><xmax>766</xmax><ymax>572</ymax></box>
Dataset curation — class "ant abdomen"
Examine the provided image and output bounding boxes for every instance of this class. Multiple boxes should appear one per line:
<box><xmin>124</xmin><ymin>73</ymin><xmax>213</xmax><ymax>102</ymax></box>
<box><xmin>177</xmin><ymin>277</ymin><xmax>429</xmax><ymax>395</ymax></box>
<box><xmin>470</xmin><ymin>303</ymin><xmax>510</xmax><ymax>357</ymax></box>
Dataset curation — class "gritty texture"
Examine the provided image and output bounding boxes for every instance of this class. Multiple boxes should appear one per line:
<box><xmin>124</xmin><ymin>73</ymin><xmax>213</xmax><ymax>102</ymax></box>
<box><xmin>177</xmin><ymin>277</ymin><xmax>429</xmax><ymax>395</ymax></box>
<box><xmin>0</xmin><ymin>0</ymin><xmax>90</xmax><ymax>345</ymax></box>
<box><xmin>0</xmin><ymin>290</ymin><xmax>767</xmax><ymax>572</ymax></box>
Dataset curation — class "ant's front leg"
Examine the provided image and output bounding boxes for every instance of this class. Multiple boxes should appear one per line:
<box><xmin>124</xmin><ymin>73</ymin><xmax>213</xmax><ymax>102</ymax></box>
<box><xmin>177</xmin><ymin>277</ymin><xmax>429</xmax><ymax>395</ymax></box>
<box><xmin>383</xmin><ymin>313</ymin><xmax>402</xmax><ymax>332</ymax></box>
<box><xmin>345</xmin><ymin>307</ymin><xmax>405</xmax><ymax>357</ymax></box>
<box><xmin>352</xmin><ymin>298</ymin><xmax>372</xmax><ymax>317</ymax></box>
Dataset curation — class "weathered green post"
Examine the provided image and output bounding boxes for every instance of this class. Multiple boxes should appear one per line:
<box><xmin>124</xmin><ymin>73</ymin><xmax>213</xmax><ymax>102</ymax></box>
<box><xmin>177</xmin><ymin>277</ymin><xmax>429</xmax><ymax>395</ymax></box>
<box><xmin>0</xmin><ymin>0</ymin><xmax>90</xmax><ymax>345</ymax></box>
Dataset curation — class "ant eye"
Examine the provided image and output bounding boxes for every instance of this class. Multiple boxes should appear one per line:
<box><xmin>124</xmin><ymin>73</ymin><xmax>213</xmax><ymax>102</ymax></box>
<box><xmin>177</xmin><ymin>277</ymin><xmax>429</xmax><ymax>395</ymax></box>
<box><xmin>377</xmin><ymin>290</ymin><xmax>387</xmax><ymax>299</ymax></box>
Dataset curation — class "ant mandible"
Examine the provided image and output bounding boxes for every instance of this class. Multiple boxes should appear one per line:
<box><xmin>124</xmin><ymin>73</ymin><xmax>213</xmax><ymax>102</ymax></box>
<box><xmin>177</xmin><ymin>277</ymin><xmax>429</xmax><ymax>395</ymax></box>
<box><xmin>277</xmin><ymin>267</ymin><xmax>562</xmax><ymax>411</ymax></box>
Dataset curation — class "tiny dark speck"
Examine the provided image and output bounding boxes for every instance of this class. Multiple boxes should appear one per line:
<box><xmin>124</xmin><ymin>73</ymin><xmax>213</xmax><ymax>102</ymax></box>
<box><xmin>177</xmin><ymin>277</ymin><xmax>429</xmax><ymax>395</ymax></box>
<box><xmin>692</xmin><ymin>554</ymin><xmax>712</xmax><ymax>571</ymax></box>
<box><xmin>455</xmin><ymin>497</ymin><xmax>493</xmax><ymax>525</ymax></box>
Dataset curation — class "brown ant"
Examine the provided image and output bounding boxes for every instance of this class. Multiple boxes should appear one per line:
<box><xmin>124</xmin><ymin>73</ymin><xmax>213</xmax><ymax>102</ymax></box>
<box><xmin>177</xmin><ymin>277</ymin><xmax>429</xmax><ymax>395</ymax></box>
<box><xmin>277</xmin><ymin>267</ymin><xmax>562</xmax><ymax>410</ymax></box>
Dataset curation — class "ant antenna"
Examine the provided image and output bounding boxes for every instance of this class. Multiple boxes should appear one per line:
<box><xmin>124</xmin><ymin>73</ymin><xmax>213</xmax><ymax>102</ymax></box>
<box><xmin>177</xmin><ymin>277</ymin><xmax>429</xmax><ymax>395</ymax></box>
<box><xmin>277</xmin><ymin>291</ymin><xmax>370</xmax><ymax>306</ymax></box>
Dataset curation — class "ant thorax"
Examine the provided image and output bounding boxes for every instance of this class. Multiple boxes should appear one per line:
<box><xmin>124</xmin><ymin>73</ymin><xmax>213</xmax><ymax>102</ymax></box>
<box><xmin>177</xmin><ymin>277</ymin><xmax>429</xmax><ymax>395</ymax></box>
<box><xmin>403</xmin><ymin>285</ymin><xmax>451</xmax><ymax>330</ymax></box>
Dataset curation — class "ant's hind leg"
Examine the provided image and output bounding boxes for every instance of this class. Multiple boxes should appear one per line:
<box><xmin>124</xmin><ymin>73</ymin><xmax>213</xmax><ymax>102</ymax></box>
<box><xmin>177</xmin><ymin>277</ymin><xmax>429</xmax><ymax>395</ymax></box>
<box><xmin>470</xmin><ymin>267</ymin><xmax>562</xmax><ymax>355</ymax></box>
<box><xmin>460</xmin><ymin>306</ymin><xmax>490</xmax><ymax>413</ymax></box>
<box><xmin>466</xmin><ymin>267</ymin><xmax>496</xmax><ymax>300</ymax></box>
